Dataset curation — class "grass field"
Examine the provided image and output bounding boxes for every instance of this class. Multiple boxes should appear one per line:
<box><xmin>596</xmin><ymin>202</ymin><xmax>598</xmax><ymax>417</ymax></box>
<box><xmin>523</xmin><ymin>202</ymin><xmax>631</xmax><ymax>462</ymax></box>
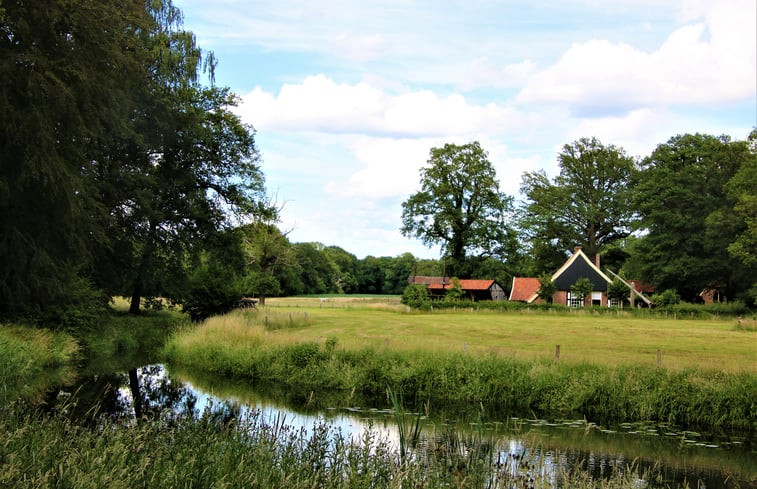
<box><xmin>257</xmin><ymin>297</ymin><xmax>755</xmax><ymax>373</ymax></box>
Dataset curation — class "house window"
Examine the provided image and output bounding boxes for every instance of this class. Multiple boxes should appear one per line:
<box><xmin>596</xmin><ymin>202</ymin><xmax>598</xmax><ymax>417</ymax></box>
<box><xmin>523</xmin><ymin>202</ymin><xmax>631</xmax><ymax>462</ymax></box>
<box><xmin>591</xmin><ymin>291</ymin><xmax>602</xmax><ymax>306</ymax></box>
<box><xmin>608</xmin><ymin>298</ymin><xmax>620</xmax><ymax>307</ymax></box>
<box><xmin>567</xmin><ymin>292</ymin><xmax>583</xmax><ymax>308</ymax></box>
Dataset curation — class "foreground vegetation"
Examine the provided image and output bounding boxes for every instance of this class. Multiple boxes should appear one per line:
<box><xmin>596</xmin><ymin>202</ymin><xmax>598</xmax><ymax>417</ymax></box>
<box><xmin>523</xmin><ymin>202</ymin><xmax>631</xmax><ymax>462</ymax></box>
<box><xmin>163</xmin><ymin>305</ymin><xmax>756</xmax><ymax>432</ymax></box>
<box><xmin>0</xmin><ymin>401</ymin><xmax>716</xmax><ymax>489</ymax></box>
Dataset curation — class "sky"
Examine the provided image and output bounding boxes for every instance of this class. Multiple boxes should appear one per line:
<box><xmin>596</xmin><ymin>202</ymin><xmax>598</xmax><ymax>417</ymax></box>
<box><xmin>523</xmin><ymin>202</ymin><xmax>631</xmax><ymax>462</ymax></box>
<box><xmin>174</xmin><ymin>0</ymin><xmax>756</xmax><ymax>259</ymax></box>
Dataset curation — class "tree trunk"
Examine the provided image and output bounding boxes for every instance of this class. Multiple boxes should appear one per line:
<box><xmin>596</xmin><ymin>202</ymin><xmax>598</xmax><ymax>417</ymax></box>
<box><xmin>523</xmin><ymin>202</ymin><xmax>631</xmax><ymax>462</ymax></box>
<box><xmin>128</xmin><ymin>368</ymin><xmax>143</xmax><ymax>421</ymax></box>
<box><xmin>129</xmin><ymin>221</ymin><xmax>157</xmax><ymax>315</ymax></box>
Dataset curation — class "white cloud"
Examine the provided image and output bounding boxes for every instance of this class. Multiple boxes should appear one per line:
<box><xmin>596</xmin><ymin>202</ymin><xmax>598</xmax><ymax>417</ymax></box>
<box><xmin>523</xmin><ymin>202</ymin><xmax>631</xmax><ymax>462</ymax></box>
<box><xmin>516</xmin><ymin>0</ymin><xmax>755</xmax><ymax>112</ymax></box>
<box><xmin>237</xmin><ymin>74</ymin><xmax>529</xmax><ymax>137</ymax></box>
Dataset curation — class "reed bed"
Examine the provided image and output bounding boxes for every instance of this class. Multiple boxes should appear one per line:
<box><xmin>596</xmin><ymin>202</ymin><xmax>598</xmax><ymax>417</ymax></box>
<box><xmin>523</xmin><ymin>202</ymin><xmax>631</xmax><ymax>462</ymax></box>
<box><xmin>0</xmin><ymin>402</ymin><xmax>703</xmax><ymax>489</ymax></box>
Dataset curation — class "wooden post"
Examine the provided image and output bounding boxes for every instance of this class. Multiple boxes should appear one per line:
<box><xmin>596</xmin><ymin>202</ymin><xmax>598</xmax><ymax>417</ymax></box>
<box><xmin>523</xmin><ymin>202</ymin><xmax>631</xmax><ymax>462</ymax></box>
<box><xmin>657</xmin><ymin>349</ymin><xmax>662</xmax><ymax>369</ymax></box>
<box><xmin>555</xmin><ymin>344</ymin><xmax>560</xmax><ymax>361</ymax></box>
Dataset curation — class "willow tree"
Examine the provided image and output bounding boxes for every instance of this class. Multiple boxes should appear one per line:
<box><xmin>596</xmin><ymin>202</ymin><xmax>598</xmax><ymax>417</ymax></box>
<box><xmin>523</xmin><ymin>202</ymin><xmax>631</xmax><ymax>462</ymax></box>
<box><xmin>400</xmin><ymin>142</ymin><xmax>514</xmax><ymax>277</ymax></box>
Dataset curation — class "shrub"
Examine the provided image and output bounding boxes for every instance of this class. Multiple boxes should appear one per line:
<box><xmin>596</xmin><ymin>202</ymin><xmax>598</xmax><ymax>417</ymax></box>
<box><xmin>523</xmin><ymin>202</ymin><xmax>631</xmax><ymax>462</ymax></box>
<box><xmin>401</xmin><ymin>284</ymin><xmax>430</xmax><ymax>309</ymax></box>
<box><xmin>652</xmin><ymin>289</ymin><xmax>681</xmax><ymax>306</ymax></box>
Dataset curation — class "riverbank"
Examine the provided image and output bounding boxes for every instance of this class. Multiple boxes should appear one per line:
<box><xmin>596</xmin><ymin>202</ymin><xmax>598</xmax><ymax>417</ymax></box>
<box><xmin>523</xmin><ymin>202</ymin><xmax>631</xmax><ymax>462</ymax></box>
<box><xmin>0</xmin><ymin>401</ymin><xmax>704</xmax><ymax>489</ymax></box>
<box><xmin>163</xmin><ymin>308</ymin><xmax>756</xmax><ymax>432</ymax></box>
<box><xmin>0</xmin><ymin>306</ymin><xmax>186</xmax><ymax>404</ymax></box>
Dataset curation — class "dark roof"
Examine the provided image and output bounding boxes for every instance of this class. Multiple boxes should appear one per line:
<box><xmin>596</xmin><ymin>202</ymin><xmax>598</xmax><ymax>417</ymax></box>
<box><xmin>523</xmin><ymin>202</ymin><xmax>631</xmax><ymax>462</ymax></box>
<box><xmin>551</xmin><ymin>249</ymin><xmax>612</xmax><ymax>291</ymax></box>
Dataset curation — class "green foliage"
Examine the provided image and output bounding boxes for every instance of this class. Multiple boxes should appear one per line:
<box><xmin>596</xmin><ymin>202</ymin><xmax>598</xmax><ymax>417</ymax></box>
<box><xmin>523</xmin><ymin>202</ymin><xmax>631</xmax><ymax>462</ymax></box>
<box><xmin>632</xmin><ymin>133</ymin><xmax>752</xmax><ymax>301</ymax></box>
<box><xmin>445</xmin><ymin>277</ymin><xmax>465</xmax><ymax>301</ymax></box>
<box><xmin>652</xmin><ymin>289</ymin><xmax>681</xmax><ymax>306</ymax></box>
<box><xmin>400</xmin><ymin>141</ymin><xmax>514</xmax><ymax>276</ymax></box>
<box><xmin>570</xmin><ymin>278</ymin><xmax>593</xmax><ymax>304</ymax></box>
<box><xmin>537</xmin><ymin>274</ymin><xmax>557</xmax><ymax>302</ymax></box>
<box><xmin>401</xmin><ymin>284</ymin><xmax>430</xmax><ymax>309</ymax></box>
<box><xmin>607</xmin><ymin>278</ymin><xmax>629</xmax><ymax>304</ymax></box>
<box><xmin>0</xmin><ymin>324</ymin><xmax>79</xmax><ymax>403</ymax></box>
<box><xmin>182</xmin><ymin>259</ymin><xmax>244</xmax><ymax>322</ymax></box>
<box><xmin>520</xmin><ymin>137</ymin><xmax>636</xmax><ymax>262</ymax></box>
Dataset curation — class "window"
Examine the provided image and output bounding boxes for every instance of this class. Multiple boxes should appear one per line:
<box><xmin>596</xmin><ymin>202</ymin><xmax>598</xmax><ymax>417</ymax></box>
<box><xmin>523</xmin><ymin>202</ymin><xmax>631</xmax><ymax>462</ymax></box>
<box><xmin>567</xmin><ymin>292</ymin><xmax>583</xmax><ymax>308</ymax></box>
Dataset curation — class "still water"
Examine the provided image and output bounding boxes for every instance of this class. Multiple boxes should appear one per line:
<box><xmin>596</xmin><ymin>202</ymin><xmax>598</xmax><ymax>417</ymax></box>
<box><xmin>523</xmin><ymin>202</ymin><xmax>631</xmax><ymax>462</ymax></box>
<box><xmin>45</xmin><ymin>364</ymin><xmax>755</xmax><ymax>489</ymax></box>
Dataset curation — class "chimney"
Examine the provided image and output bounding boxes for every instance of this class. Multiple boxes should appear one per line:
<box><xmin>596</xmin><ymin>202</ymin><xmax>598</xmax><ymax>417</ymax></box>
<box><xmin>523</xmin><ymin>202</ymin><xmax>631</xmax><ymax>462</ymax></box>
<box><xmin>574</xmin><ymin>246</ymin><xmax>582</xmax><ymax>253</ymax></box>
<box><xmin>595</xmin><ymin>253</ymin><xmax>600</xmax><ymax>268</ymax></box>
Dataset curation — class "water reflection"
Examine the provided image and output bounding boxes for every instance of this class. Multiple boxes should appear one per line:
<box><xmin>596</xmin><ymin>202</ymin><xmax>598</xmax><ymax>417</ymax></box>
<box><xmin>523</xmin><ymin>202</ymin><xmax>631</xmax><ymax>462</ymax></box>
<box><xmin>46</xmin><ymin>364</ymin><xmax>755</xmax><ymax>488</ymax></box>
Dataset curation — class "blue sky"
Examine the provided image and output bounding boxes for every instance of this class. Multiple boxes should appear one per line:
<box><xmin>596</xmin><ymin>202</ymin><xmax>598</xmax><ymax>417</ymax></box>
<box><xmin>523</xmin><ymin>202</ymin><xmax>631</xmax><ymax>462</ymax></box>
<box><xmin>174</xmin><ymin>0</ymin><xmax>756</xmax><ymax>259</ymax></box>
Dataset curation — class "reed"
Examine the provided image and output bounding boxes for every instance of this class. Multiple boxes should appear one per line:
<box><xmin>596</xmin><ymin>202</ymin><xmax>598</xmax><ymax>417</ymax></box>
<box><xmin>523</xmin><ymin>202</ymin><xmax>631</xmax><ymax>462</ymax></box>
<box><xmin>0</xmin><ymin>402</ymin><xmax>707</xmax><ymax>489</ymax></box>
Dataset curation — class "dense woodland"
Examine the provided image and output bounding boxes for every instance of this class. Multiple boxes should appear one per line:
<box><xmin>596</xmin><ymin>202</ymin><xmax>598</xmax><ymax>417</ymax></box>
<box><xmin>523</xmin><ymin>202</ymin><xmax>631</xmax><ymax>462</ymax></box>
<box><xmin>1</xmin><ymin>1</ymin><xmax>755</xmax><ymax>328</ymax></box>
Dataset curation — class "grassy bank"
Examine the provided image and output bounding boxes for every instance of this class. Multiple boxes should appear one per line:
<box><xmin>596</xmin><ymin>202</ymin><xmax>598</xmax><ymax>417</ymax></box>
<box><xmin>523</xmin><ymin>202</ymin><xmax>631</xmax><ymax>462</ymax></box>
<box><xmin>0</xmin><ymin>325</ymin><xmax>79</xmax><ymax>403</ymax></box>
<box><xmin>0</xmin><ymin>303</ymin><xmax>187</xmax><ymax>404</ymax></box>
<box><xmin>0</xmin><ymin>403</ymin><xmax>705</xmax><ymax>489</ymax></box>
<box><xmin>163</xmin><ymin>309</ymin><xmax>756</xmax><ymax>431</ymax></box>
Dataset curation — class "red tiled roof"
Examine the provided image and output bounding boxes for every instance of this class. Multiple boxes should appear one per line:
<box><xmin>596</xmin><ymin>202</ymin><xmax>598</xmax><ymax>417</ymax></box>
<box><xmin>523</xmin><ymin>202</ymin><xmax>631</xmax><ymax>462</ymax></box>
<box><xmin>408</xmin><ymin>276</ymin><xmax>448</xmax><ymax>285</ymax></box>
<box><xmin>428</xmin><ymin>279</ymin><xmax>495</xmax><ymax>291</ymax></box>
<box><xmin>509</xmin><ymin>277</ymin><xmax>540</xmax><ymax>302</ymax></box>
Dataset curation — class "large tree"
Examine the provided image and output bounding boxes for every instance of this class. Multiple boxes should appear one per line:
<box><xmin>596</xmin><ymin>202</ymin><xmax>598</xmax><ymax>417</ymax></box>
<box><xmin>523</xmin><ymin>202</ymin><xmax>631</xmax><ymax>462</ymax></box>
<box><xmin>631</xmin><ymin>133</ymin><xmax>752</xmax><ymax>301</ymax></box>
<box><xmin>520</xmin><ymin>137</ymin><xmax>637</xmax><ymax>269</ymax></box>
<box><xmin>0</xmin><ymin>0</ymin><xmax>153</xmax><ymax>319</ymax></box>
<box><xmin>400</xmin><ymin>141</ymin><xmax>513</xmax><ymax>276</ymax></box>
<box><xmin>88</xmin><ymin>2</ymin><xmax>267</xmax><ymax>314</ymax></box>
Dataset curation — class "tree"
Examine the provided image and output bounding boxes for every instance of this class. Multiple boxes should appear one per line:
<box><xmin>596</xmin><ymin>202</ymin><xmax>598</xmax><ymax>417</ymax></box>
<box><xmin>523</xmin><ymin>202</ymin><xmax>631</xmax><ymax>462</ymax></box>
<box><xmin>569</xmin><ymin>278</ymin><xmax>593</xmax><ymax>307</ymax></box>
<box><xmin>0</xmin><ymin>0</ymin><xmax>154</xmax><ymax>321</ymax></box>
<box><xmin>536</xmin><ymin>274</ymin><xmax>557</xmax><ymax>303</ymax></box>
<box><xmin>520</xmin><ymin>137</ymin><xmax>637</xmax><ymax>263</ymax></box>
<box><xmin>631</xmin><ymin>133</ymin><xmax>751</xmax><ymax>301</ymax></box>
<box><xmin>292</xmin><ymin>243</ymin><xmax>339</xmax><ymax>295</ymax></box>
<box><xmin>239</xmin><ymin>219</ymin><xmax>295</xmax><ymax>306</ymax></box>
<box><xmin>446</xmin><ymin>278</ymin><xmax>465</xmax><ymax>301</ymax></box>
<box><xmin>323</xmin><ymin>246</ymin><xmax>359</xmax><ymax>293</ymax></box>
<box><xmin>401</xmin><ymin>141</ymin><xmax>514</xmax><ymax>277</ymax></box>
<box><xmin>607</xmin><ymin>278</ymin><xmax>629</xmax><ymax>307</ymax></box>
<box><xmin>90</xmin><ymin>3</ymin><xmax>267</xmax><ymax>314</ymax></box>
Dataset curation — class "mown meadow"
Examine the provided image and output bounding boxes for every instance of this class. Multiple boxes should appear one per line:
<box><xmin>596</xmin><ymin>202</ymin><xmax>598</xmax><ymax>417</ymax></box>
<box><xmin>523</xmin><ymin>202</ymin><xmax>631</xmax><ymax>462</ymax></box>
<box><xmin>163</xmin><ymin>298</ymin><xmax>756</xmax><ymax>432</ymax></box>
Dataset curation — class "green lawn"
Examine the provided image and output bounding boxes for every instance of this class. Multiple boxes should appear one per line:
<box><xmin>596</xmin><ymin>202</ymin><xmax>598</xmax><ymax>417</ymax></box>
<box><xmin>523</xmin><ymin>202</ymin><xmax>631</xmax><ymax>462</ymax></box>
<box><xmin>262</xmin><ymin>297</ymin><xmax>756</xmax><ymax>373</ymax></box>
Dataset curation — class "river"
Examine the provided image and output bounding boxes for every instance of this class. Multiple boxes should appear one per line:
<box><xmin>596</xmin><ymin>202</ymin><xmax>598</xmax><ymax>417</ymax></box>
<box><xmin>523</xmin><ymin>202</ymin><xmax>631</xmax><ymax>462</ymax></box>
<box><xmin>34</xmin><ymin>362</ymin><xmax>755</xmax><ymax>489</ymax></box>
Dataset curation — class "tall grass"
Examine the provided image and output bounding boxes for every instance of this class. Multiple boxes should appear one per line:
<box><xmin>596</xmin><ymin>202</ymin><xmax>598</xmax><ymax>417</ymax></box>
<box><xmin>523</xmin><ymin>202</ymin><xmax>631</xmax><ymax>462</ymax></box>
<box><xmin>0</xmin><ymin>324</ymin><xmax>79</xmax><ymax>403</ymax></box>
<box><xmin>164</xmin><ymin>316</ymin><xmax>756</xmax><ymax>432</ymax></box>
<box><xmin>0</xmin><ymin>402</ymin><xmax>706</xmax><ymax>489</ymax></box>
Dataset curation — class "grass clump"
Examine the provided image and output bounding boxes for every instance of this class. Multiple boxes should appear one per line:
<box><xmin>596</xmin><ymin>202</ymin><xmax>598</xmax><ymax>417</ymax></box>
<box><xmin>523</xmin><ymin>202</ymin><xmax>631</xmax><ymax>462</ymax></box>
<box><xmin>0</xmin><ymin>324</ymin><xmax>79</xmax><ymax>403</ymax></box>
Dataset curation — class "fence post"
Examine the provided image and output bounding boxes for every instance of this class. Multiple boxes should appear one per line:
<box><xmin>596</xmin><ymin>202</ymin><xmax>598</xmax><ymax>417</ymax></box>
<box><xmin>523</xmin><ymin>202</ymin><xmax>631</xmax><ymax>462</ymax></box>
<box><xmin>657</xmin><ymin>349</ymin><xmax>662</xmax><ymax>369</ymax></box>
<box><xmin>555</xmin><ymin>344</ymin><xmax>560</xmax><ymax>361</ymax></box>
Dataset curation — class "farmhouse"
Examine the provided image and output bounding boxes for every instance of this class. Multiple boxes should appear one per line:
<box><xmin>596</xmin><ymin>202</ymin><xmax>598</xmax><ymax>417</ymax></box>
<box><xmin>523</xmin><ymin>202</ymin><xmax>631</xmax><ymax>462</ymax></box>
<box><xmin>408</xmin><ymin>275</ymin><xmax>507</xmax><ymax>301</ymax></box>
<box><xmin>510</xmin><ymin>247</ymin><xmax>651</xmax><ymax>307</ymax></box>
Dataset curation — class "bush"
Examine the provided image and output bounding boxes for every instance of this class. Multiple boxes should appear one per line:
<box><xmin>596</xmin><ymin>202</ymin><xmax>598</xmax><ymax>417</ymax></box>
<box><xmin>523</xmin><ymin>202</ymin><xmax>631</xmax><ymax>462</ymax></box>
<box><xmin>652</xmin><ymin>289</ymin><xmax>681</xmax><ymax>306</ymax></box>
<box><xmin>182</xmin><ymin>263</ymin><xmax>244</xmax><ymax>322</ymax></box>
<box><xmin>401</xmin><ymin>284</ymin><xmax>430</xmax><ymax>309</ymax></box>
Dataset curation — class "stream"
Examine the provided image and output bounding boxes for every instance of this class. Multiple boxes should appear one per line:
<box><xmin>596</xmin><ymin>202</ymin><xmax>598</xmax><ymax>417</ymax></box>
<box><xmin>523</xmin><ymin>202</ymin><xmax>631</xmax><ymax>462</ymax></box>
<box><xmin>32</xmin><ymin>361</ymin><xmax>756</xmax><ymax>488</ymax></box>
